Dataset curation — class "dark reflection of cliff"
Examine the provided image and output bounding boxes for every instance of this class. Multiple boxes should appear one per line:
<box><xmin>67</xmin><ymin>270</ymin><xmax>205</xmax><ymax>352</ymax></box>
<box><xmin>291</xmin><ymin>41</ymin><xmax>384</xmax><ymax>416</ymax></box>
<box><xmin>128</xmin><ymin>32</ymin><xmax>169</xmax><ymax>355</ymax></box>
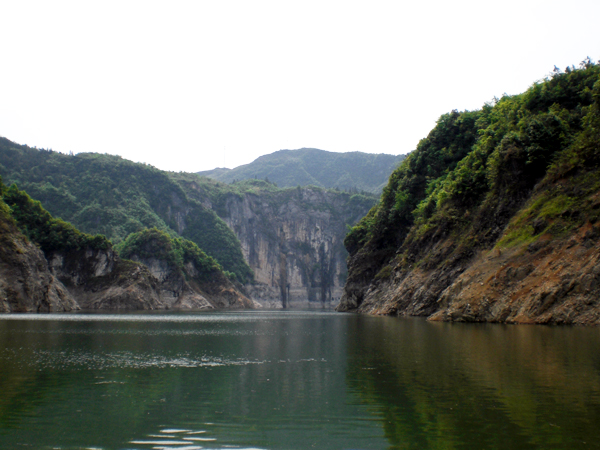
<box><xmin>346</xmin><ymin>316</ymin><xmax>600</xmax><ymax>450</ymax></box>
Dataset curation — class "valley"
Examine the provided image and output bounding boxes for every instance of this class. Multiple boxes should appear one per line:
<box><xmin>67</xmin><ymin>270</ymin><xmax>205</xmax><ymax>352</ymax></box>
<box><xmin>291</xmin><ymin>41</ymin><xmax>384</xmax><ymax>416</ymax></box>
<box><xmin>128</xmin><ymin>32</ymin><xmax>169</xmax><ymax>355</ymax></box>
<box><xmin>0</xmin><ymin>143</ymin><xmax>378</xmax><ymax>310</ymax></box>
<box><xmin>1</xmin><ymin>60</ymin><xmax>600</xmax><ymax>324</ymax></box>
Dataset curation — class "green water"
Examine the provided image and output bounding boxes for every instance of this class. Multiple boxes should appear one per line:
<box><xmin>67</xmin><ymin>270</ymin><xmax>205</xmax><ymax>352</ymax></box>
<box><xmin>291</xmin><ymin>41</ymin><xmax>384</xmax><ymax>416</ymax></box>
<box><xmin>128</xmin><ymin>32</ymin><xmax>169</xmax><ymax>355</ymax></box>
<box><xmin>0</xmin><ymin>310</ymin><xmax>599</xmax><ymax>450</ymax></box>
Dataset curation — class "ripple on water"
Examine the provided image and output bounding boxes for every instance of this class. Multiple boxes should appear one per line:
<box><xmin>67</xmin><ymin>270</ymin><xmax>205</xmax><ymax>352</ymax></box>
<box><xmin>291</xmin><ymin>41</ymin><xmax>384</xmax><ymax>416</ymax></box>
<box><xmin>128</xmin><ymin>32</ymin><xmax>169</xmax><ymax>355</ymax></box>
<box><xmin>31</xmin><ymin>350</ymin><xmax>268</xmax><ymax>370</ymax></box>
<box><xmin>127</xmin><ymin>428</ymin><xmax>232</xmax><ymax>450</ymax></box>
<box><xmin>19</xmin><ymin>328</ymin><xmax>273</xmax><ymax>336</ymax></box>
<box><xmin>0</xmin><ymin>310</ymin><xmax>342</xmax><ymax>323</ymax></box>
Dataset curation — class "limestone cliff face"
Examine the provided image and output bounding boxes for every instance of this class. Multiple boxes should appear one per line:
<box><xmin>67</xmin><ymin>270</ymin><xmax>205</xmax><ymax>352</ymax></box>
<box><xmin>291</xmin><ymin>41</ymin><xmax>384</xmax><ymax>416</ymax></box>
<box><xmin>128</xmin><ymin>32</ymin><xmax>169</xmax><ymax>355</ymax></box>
<box><xmin>0</xmin><ymin>229</ymin><xmax>79</xmax><ymax>312</ymax></box>
<box><xmin>0</xmin><ymin>215</ymin><xmax>77</xmax><ymax>312</ymax></box>
<box><xmin>188</xmin><ymin>186</ymin><xmax>375</xmax><ymax>307</ymax></box>
<box><xmin>127</xmin><ymin>255</ymin><xmax>253</xmax><ymax>310</ymax></box>
<box><xmin>339</xmin><ymin>225</ymin><xmax>600</xmax><ymax>325</ymax></box>
<box><xmin>46</xmin><ymin>248</ymin><xmax>163</xmax><ymax>310</ymax></box>
<box><xmin>1</xmin><ymin>213</ymin><xmax>249</xmax><ymax>312</ymax></box>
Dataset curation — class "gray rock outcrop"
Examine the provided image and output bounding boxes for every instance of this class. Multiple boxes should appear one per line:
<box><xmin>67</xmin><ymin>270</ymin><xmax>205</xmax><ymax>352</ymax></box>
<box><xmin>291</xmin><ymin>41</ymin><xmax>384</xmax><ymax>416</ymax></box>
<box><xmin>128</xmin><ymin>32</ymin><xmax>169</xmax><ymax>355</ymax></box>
<box><xmin>0</xmin><ymin>212</ymin><xmax>77</xmax><ymax>312</ymax></box>
<box><xmin>179</xmin><ymin>182</ymin><xmax>375</xmax><ymax>307</ymax></box>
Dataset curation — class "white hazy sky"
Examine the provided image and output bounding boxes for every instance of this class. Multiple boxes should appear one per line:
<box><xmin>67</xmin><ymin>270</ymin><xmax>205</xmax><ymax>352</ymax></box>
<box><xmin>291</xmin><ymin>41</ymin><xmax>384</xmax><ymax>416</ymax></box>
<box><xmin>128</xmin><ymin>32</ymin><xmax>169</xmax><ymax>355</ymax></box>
<box><xmin>1</xmin><ymin>1</ymin><xmax>599</xmax><ymax>173</ymax></box>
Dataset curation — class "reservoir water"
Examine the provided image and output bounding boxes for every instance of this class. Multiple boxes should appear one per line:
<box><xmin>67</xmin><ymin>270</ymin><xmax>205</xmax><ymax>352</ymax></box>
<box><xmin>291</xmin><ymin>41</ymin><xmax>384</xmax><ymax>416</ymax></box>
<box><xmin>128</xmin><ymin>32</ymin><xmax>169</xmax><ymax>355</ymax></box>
<box><xmin>0</xmin><ymin>309</ymin><xmax>599</xmax><ymax>449</ymax></box>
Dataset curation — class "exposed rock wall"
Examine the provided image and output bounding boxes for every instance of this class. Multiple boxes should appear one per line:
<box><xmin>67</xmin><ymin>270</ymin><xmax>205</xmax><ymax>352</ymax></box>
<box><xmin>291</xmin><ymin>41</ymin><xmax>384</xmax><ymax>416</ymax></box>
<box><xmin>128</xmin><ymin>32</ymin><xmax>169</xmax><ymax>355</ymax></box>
<box><xmin>338</xmin><ymin>224</ymin><xmax>600</xmax><ymax>325</ymax></box>
<box><xmin>1</xmin><ymin>219</ymin><xmax>251</xmax><ymax>312</ymax></box>
<box><xmin>181</xmin><ymin>184</ymin><xmax>374</xmax><ymax>307</ymax></box>
<box><xmin>0</xmin><ymin>216</ymin><xmax>78</xmax><ymax>313</ymax></box>
<box><xmin>127</xmin><ymin>255</ymin><xmax>254</xmax><ymax>310</ymax></box>
<box><xmin>44</xmin><ymin>247</ymin><xmax>253</xmax><ymax>311</ymax></box>
<box><xmin>46</xmin><ymin>248</ymin><xmax>164</xmax><ymax>310</ymax></box>
<box><xmin>223</xmin><ymin>189</ymin><xmax>352</xmax><ymax>307</ymax></box>
<box><xmin>430</xmin><ymin>227</ymin><xmax>600</xmax><ymax>325</ymax></box>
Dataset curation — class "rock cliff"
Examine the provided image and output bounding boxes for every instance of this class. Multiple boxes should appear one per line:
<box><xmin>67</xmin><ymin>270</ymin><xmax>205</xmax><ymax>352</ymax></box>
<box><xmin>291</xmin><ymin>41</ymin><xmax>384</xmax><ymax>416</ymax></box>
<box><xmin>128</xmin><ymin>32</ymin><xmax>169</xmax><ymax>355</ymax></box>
<box><xmin>46</xmin><ymin>247</ymin><xmax>164</xmax><ymax>310</ymax></box>
<box><xmin>0</xmin><ymin>185</ymin><xmax>251</xmax><ymax>312</ymax></box>
<box><xmin>116</xmin><ymin>228</ymin><xmax>254</xmax><ymax>310</ymax></box>
<box><xmin>125</xmin><ymin>254</ymin><xmax>253</xmax><ymax>309</ymax></box>
<box><xmin>341</xmin><ymin>223</ymin><xmax>600</xmax><ymax>325</ymax></box>
<box><xmin>0</xmin><ymin>207</ymin><xmax>78</xmax><ymax>312</ymax></box>
<box><xmin>338</xmin><ymin>61</ymin><xmax>600</xmax><ymax>325</ymax></box>
<box><xmin>175</xmin><ymin>178</ymin><xmax>376</xmax><ymax>307</ymax></box>
<box><xmin>1</xmin><ymin>231</ymin><xmax>252</xmax><ymax>312</ymax></box>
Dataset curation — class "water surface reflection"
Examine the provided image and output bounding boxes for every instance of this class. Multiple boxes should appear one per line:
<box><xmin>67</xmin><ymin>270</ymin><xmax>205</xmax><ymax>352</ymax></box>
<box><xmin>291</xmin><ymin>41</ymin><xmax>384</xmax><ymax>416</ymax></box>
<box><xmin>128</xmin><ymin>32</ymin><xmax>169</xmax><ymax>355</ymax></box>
<box><xmin>346</xmin><ymin>316</ymin><xmax>600</xmax><ymax>449</ymax></box>
<box><xmin>0</xmin><ymin>311</ymin><xmax>387</xmax><ymax>449</ymax></box>
<box><xmin>0</xmin><ymin>311</ymin><xmax>599</xmax><ymax>449</ymax></box>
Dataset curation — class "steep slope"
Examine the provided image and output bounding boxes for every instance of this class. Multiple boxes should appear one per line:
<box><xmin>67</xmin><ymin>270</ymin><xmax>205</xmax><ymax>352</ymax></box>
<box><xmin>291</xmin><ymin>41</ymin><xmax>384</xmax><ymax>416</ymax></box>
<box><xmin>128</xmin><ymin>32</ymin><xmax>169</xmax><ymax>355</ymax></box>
<box><xmin>173</xmin><ymin>176</ymin><xmax>376</xmax><ymax>306</ymax></box>
<box><xmin>198</xmin><ymin>148</ymin><xmax>405</xmax><ymax>194</ymax></box>
<box><xmin>339</xmin><ymin>59</ymin><xmax>600</xmax><ymax>325</ymax></box>
<box><xmin>0</xmin><ymin>187</ymin><xmax>77</xmax><ymax>312</ymax></box>
<box><xmin>0</xmin><ymin>140</ymin><xmax>377</xmax><ymax>308</ymax></box>
<box><xmin>1</xmin><ymin>182</ymin><xmax>250</xmax><ymax>310</ymax></box>
<box><xmin>1</xmin><ymin>183</ymin><xmax>163</xmax><ymax>310</ymax></box>
<box><xmin>117</xmin><ymin>228</ymin><xmax>253</xmax><ymax>309</ymax></box>
<box><xmin>0</xmin><ymin>142</ymin><xmax>253</xmax><ymax>283</ymax></box>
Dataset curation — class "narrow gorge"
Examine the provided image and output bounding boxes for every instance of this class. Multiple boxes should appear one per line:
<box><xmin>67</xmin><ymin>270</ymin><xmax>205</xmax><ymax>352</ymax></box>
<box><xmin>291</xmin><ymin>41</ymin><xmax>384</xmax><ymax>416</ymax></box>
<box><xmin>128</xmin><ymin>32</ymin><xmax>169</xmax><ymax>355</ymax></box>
<box><xmin>0</xmin><ymin>141</ymin><xmax>377</xmax><ymax>310</ymax></box>
<box><xmin>175</xmin><ymin>177</ymin><xmax>375</xmax><ymax>307</ymax></box>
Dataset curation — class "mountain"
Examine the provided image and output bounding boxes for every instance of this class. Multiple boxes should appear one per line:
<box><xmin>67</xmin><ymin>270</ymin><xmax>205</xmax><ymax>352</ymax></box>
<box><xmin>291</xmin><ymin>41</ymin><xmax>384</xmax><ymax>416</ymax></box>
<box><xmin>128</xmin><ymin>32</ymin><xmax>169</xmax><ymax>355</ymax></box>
<box><xmin>0</xmin><ymin>140</ymin><xmax>253</xmax><ymax>284</ymax></box>
<box><xmin>173</xmin><ymin>176</ymin><xmax>376</xmax><ymax>306</ymax></box>
<box><xmin>0</xmin><ymin>183</ymin><xmax>78</xmax><ymax>312</ymax></box>
<box><xmin>198</xmin><ymin>148</ymin><xmax>405</xmax><ymax>194</ymax></box>
<box><xmin>338</xmin><ymin>58</ymin><xmax>600</xmax><ymax>325</ymax></box>
<box><xmin>0</xmin><ymin>180</ymin><xmax>251</xmax><ymax>311</ymax></box>
<box><xmin>0</xmin><ymin>141</ymin><xmax>377</xmax><ymax>308</ymax></box>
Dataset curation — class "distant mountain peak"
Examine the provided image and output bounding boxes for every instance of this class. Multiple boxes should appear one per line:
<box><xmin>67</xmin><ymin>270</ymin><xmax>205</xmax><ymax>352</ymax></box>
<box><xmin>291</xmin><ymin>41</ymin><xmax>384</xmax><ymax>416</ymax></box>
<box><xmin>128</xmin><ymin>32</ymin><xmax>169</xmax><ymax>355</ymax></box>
<box><xmin>198</xmin><ymin>148</ymin><xmax>406</xmax><ymax>194</ymax></box>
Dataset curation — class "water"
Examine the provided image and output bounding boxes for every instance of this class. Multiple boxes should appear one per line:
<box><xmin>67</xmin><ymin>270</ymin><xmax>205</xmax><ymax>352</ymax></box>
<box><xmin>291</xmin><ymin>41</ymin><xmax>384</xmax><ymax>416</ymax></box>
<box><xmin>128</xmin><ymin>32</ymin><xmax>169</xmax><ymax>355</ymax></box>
<box><xmin>0</xmin><ymin>310</ymin><xmax>599</xmax><ymax>449</ymax></box>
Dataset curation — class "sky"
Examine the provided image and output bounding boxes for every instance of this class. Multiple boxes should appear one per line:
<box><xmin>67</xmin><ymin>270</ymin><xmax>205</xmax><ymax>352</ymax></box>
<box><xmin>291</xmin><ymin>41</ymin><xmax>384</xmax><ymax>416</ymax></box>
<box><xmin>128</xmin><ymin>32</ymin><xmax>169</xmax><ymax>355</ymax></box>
<box><xmin>1</xmin><ymin>1</ymin><xmax>599</xmax><ymax>173</ymax></box>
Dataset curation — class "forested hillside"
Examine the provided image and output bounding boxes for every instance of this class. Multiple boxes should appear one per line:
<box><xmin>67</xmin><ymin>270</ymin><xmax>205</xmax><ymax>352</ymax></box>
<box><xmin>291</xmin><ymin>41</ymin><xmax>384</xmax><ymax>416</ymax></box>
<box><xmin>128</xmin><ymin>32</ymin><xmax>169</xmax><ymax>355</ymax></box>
<box><xmin>0</xmin><ymin>177</ymin><xmax>250</xmax><ymax>311</ymax></box>
<box><xmin>0</xmin><ymin>141</ymin><xmax>377</xmax><ymax>307</ymax></box>
<box><xmin>340</xmin><ymin>59</ymin><xmax>600</xmax><ymax>325</ymax></box>
<box><xmin>0</xmin><ymin>141</ymin><xmax>253</xmax><ymax>283</ymax></box>
<box><xmin>198</xmin><ymin>148</ymin><xmax>405</xmax><ymax>194</ymax></box>
<box><xmin>0</xmin><ymin>177</ymin><xmax>80</xmax><ymax>312</ymax></box>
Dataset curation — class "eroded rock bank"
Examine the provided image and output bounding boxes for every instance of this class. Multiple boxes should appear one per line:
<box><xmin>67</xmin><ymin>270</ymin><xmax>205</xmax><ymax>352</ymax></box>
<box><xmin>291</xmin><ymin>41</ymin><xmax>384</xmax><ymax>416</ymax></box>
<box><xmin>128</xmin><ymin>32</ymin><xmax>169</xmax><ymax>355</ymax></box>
<box><xmin>0</xmin><ymin>186</ymin><xmax>251</xmax><ymax>312</ymax></box>
<box><xmin>127</xmin><ymin>254</ymin><xmax>253</xmax><ymax>310</ymax></box>
<box><xmin>0</xmin><ymin>214</ymin><xmax>77</xmax><ymax>312</ymax></box>
<box><xmin>115</xmin><ymin>227</ymin><xmax>253</xmax><ymax>310</ymax></box>
<box><xmin>341</xmin><ymin>225</ymin><xmax>600</xmax><ymax>325</ymax></box>
<box><xmin>337</xmin><ymin>61</ymin><xmax>600</xmax><ymax>325</ymax></box>
<box><xmin>46</xmin><ymin>247</ymin><xmax>163</xmax><ymax>310</ymax></box>
<box><xmin>2</xmin><ymin>238</ymin><xmax>252</xmax><ymax>312</ymax></box>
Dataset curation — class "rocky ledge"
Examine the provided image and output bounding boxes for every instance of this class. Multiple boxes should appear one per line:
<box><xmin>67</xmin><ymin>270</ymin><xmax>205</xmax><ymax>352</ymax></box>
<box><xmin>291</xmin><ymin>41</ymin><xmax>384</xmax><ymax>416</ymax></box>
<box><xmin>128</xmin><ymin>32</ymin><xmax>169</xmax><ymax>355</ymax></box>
<box><xmin>339</xmin><ymin>224</ymin><xmax>600</xmax><ymax>326</ymax></box>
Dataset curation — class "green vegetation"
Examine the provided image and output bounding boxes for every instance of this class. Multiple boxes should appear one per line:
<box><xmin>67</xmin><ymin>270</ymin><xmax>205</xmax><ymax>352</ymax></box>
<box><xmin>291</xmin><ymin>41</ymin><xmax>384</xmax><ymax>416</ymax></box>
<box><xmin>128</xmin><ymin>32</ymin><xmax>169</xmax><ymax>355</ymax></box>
<box><xmin>0</xmin><ymin>140</ymin><xmax>378</xmax><ymax>286</ymax></box>
<box><xmin>345</xmin><ymin>109</ymin><xmax>482</xmax><ymax>255</ymax></box>
<box><xmin>116</xmin><ymin>228</ymin><xmax>231</xmax><ymax>282</ymax></box>
<box><xmin>0</xmin><ymin>177</ymin><xmax>22</xmax><ymax>249</ymax></box>
<box><xmin>198</xmin><ymin>148</ymin><xmax>405</xmax><ymax>194</ymax></box>
<box><xmin>346</xmin><ymin>58</ymin><xmax>600</xmax><ymax>270</ymax></box>
<box><xmin>0</xmin><ymin>142</ymin><xmax>253</xmax><ymax>283</ymax></box>
<box><xmin>1</xmin><ymin>182</ymin><xmax>110</xmax><ymax>253</ymax></box>
<box><xmin>172</xmin><ymin>172</ymin><xmax>377</xmax><ymax>221</ymax></box>
<box><xmin>497</xmin><ymin>91</ymin><xmax>600</xmax><ymax>248</ymax></box>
